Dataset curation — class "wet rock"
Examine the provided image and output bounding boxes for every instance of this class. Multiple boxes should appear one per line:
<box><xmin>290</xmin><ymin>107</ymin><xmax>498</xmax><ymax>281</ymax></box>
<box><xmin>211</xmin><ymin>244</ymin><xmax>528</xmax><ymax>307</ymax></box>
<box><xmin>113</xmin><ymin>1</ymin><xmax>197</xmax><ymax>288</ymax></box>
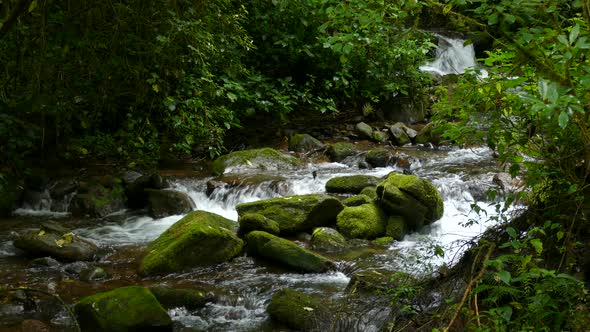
<box><xmin>365</xmin><ymin>147</ymin><xmax>395</xmax><ymax>168</ymax></box>
<box><xmin>346</xmin><ymin>269</ymin><xmax>415</xmax><ymax>295</ymax></box>
<box><xmin>336</xmin><ymin>203</ymin><xmax>387</xmax><ymax>239</ymax></box>
<box><xmin>289</xmin><ymin>134</ymin><xmax>324</xmax><ymax>153</ymax></box>
<box><xmin>74</xmin><ymin>286</ymin><xmax>172</xmax><ymax>331</ymax></box>
<box><xmin>311</xmin><ymin>227</ymin><xmax>347</xmax><ymax>252</ymax></box>
<box><xmin>371</xmin><ymin>130</ymin><xmax>389</xmax><ymax>143</ymax></box>
<box><xmin>267</xmin><ymin>288</ymin><xmax>327</xmax><ymax>331</ymax></box>
<box><xmin>416</xmin><ymin>122</ymin><xmax>442</xmax><ymax>145</ymax></box>
<box><xmin>65</xmin><ymin>261</ymin><xmax>92</xmax><ymax>275</ymax></box>
<box><xmin>21</xmin><ymin>319</ymin><xmax>50</xmax><ymax>332</ymax></box>
<box><xmin>236</xmin><ymin>194</ymin><xmax>344</xmax><ymax>235</ymax></box>
<box><xmin>122</xmin><ymin>170</ymin><xmax>143</xmax><ymax>185</ymax></box>
<box><xmin>376</xmin><ymin>173</ymin><xmax>444</xmax><ymax>230</ymax></box>
<box><xmin>342</xmin><ymin>194</ymin><xmax>373</xmax><ymax>207</ymax></box>
<box><xmin>145</xmin><ymin>189</ymin><xmax>194</xmax><ymax>218</ymax></box>
<box><xmin>246</xmin><ymin>231</ymin><xmax>335</xmax><ymax>273</ymax></box>
<box><xmin>149</xmin><ymin>286</ymin><xmax>216</xmax><ymax>310</ymax></box>
<box><xmin>30</xmin><ymin>257</ymin><xmax>61</xmax><ymax>267</ymax></box>
<box><xmin>355</xmin><ymin>122</ymin><xmax>374</xmax><ymax>140</ymax></box>
<box><xmin>70</xmin><ymin>181</ymin><xmax>126</xmax><ymax>218</ymax></box>
<box><xmin>385</xmin><ymin>215</ymin><xmax>407</xmax><ymax>240</ymax></box>
<box><xmin>327</xmin><ymin>142</ymin><xmax>358</xmax><ymax>162</ymax></box>
<box><xmin>211</xmin><ymin>148</ymin><xmax>301</xmax><ymax>176</ymax></box>
<box><xmin>80</xmin><ymin>266</ymin><xmax>107</xmax><ymax>282</ymax></box>
<box><xmin>13</xmin><ymin>228</ymin><xmax>98</xmax><ymax>262</ymax></box>
<box><xmin>238</xmin><ymin>213</ymin><xmax>280</xmax><ymax>236</ymax></box>
<box><xmin>125</xmin><ymin>173</ymin><xmax>169</xmax><ymax>209</ymax></box>
<box><xmin>0</xmin><ymin>176</ymin><xmax>23</xmax><ymax>217</ymax></box>
<box><xmin>389</xmin><ymin>122</ymin><xmax>412</xmax><ymax>146</ymax></box>
<box><xmin>206</xmin><ymin>180</ymin><xmax>226</xmax><ymax>196</ymax></box>
<box><xmin>139</xmin><ymin>211</ymin><xmax>243</xmax><ymax>275</ymax></box>
<box><xmin>325</xmin><ymin>175</ymin><xmax>381</xmax><ymax>195</ymax></box>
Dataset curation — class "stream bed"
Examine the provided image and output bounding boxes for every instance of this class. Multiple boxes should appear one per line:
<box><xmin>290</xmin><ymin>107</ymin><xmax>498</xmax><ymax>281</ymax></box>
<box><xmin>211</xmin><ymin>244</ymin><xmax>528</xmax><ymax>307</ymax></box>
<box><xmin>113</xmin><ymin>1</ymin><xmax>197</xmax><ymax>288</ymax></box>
<box><xmin>0</xmin><ymin>145</ymin><xmax>514</xmax><ymax>331</ymax></box>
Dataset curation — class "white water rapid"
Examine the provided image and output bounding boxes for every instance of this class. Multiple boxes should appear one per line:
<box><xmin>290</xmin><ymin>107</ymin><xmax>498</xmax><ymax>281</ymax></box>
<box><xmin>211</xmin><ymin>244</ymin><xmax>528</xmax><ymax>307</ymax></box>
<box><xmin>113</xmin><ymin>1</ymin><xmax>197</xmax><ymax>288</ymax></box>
<box><xmin>420</xmin><ymin>34</ymin><xmax>487</xmax><ymax>77</ymax></box>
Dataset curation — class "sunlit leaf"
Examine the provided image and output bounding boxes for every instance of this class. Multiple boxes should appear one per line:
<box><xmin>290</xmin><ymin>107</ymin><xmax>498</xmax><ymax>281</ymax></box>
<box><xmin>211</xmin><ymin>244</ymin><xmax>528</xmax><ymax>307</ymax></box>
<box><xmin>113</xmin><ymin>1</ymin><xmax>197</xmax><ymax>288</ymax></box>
<box><xmin>497</xmin><ymin>271</ymin><xmax>511</xmax><ymax>285</ymax></box>
<box><xmin>530</xmin><ymin>238</ymin><xmax>543</xmax><ymax>254</ymax></box>
<box><xmin>558</xmin><ymin>111</ymin><xmax>569</xmax><ymax>129</ymax></box>
<box><xmin>569</xmin><ymin>24</ymin><xmax>580</xmax><ymax>44</ymax></box>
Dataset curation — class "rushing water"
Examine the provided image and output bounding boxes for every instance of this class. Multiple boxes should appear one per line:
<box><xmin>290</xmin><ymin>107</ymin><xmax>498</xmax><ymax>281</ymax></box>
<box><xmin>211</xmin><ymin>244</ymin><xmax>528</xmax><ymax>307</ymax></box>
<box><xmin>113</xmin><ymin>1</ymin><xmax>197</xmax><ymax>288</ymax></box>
<box><xmin>1</xmin><ymin>145</ymin><xmax>517</xmax><ymax>331</ymax></box>
<box><xmin>420</xmin><ymin>34</ymin><xmax>487</xmax><ymax>78</ymax></box>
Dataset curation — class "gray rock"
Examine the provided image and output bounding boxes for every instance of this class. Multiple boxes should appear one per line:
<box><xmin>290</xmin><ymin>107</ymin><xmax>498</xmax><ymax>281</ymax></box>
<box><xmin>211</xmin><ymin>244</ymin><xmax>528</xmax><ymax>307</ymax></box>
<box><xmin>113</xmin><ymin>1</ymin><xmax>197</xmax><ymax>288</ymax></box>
<box><xmin>80</xmin><ymin>266</ymin><xmax>107</xmax><ymax>281</ymax></box>
<box><xmin>355</xmin><ymin>122</ymin><xmax>374</xmax><ymax>140</ymax></box>
<box><xmin>146</xmin><ymin>189</ymin><xmax>194</xmax><ymax>218</ymax></box>
<box><xmin>327</xmin><ymin>142</ymin><xmax>359</xmax><ymax>162</ymax></box>
<box><xmin>289</xmin><ymin>134</ymin><xmax>325</xmax><ymax>152</ymax></box>
<box><xmin>365</xmin><ymin>147</ymin><xmax>395</xmax><ymax>168</ymax></box>
<box><xmin>14</xmin><ymin>230</ymin><xmax>98</xmax><ymax>262</ymax></box>
<box><xmin>389</xmin><ymin>122</ymin><xmax>412</xmax><ymax>146</ymax></box>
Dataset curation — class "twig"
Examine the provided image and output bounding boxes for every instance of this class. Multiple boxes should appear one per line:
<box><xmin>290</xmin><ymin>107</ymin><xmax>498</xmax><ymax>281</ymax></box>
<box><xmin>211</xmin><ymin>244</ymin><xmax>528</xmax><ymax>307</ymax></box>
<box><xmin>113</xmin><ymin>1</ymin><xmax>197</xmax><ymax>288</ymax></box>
<box><xmin>444</xmin><ymin>243</ymin><xmax>494</xmax><ymax>332</ymax></box>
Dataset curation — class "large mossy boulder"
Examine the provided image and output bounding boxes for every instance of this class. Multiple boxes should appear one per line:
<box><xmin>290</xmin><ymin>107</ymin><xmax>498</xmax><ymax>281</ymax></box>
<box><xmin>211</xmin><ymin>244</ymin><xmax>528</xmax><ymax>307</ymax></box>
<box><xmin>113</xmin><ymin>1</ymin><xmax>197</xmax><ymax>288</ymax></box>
<box><xmin>336</xmin><ymin>203</ymin><xmax>387</xmax><ymax>239</ymax></box>
<box><xmin>74</xmin><ymin>286</ymin><xmax>172</xmax><ymax>332</ymax></box>
<box><xmin>389</xmin><ymin>122</ymin><xmax>412</xmax><ymax>146</ymax></box>
<box><xmin>311</xmin><ymin>227</ymin><xmax>347</xmax><ymax>253</ymax></box>
<box><xmin>238</xmin><ymin>213</ymin><xmax>280</xmax><ymax>236</ymax></box>
<box><xmin>342</xmin><ymin>194</ymin><xmax>373</xmax><ymax>207</ymax></box>
<box><xmin>327</xmin><ymin>142</ymin><xmax>358</xmax><ymax>162</ymax></box>
<box><xmin>267</xmin><ymin>288</ymin><xmax>327</xmax><ymax>331</ymax></box>
<box><xmin>13</xmin><ymin>226</ymin><xmax>98</xmax><ymax>262</ymax></box>
<box><xmin>149</xmin><ymin>286</ymin><xmax>216</xmax><ymax>310</ymax></box>
<box><xmin>385</xmin><ymin>215</ymin><xmax>407</xmax><ymax>240</ymax></box>
<box><xmin>139</xmin><ymin>211</ymin><xmax>243</xmax><ymax>275</ymax></box>
<box><xmin>236</xmin><ymin>194</ymin><xmax>344</xmax><ymax>235</ymax></box>
<box><xmin>212</xmin><ymin>148</ymin><xmax>301</xmax><ymax>175</ymax></box>
<box><xmin>289</xmin><ymin>134</ymin><xmax>324</xmax><ymax>153</ymax></box>
<box><xmin>245</xmin><ymin>231</ymin><xmax>335</xmax><ymax>273</ymax></box>
<box><xmin>376</xmin><ymin>173</ymin><xmax>444</xmax><ymax>230</ymax></box>
<box><xmin>325</xmin><ymin>175</ymin><xmax>381</xmax><ymax>195</ymax></box>
<box><xmin>145</xmin><ymin>189</ymin><xmax>194</xmax><ymax>218</ymax></box>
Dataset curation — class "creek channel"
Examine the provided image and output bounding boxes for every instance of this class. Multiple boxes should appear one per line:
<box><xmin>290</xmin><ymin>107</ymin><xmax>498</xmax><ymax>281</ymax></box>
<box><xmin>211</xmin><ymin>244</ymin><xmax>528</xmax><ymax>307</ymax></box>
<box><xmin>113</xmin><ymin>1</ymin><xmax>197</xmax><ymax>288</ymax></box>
<box><xmin>0</xmin><ymin>145</ymin><xmax>515</xmax><ymax>331</ymax></box>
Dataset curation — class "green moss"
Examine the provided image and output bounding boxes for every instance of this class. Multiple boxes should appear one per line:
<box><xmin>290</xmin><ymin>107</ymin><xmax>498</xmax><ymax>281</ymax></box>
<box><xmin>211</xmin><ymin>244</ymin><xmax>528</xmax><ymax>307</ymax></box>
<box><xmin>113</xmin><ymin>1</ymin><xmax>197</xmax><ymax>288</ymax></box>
<box><xmin>289</xmin><ymin>134</ymin><xmax>324</xmax><ymax>152</ymax></box>
<box><xmin>238</xmin><ymin>213</ymin><xmax>280</xmax><ymax>235</ymax></box>
<box><xmin>325</xmin><ymin>175</ymin><xmax>381</xmax><ymax>194</ymax></box>
<box><xmin>267</xmin><ymin>288</ymin><xmax>325</xmax><ymax>331</ymax></box>
<box><xmin>373</xmin><ymin>236</ymin><xmax>394</xmax><ymax>247</ymax></box>
<box><xmin>342</xmin><ymin>194</ymin><xmax>373</xmax><ymax>207</ymax></box>
<box><xmin>327</xmin><ymin>142</ymin><xmax>358</xmax><ymax>162</ymax></box>
<box><xmin>336</xmin><ymin>203</ymin><xmax>387</xmax><ymax>239</ymax></box>
<box><xmin>311</xmin><ymin>227</ymin><xmax>347</xmax><ymax>252</ymax></box>
<box><xmin>246</xmin><ymin>231</ymin><xmax>335</xmax><ymax>272</ymax></box>
<box><xmin>359</xmin><ymin>186</ymin><xmax>378</xmax><ymax>199</ymax></box>
<box><xmin>371</xmin><ymin>130</ymin><xmax>389</xmax><ymax>143</ymax></box>
<box><xmin>365</xmin><ymin>147</ymin><xmax>394</xmax><ymax>167</ymax></box>
<box><xmin>211</xmin><ymin>148</ymin><xmax>301</xmax><ymax>175</ymax></box>
<box><xmin>139</xmin><ymin>211</ymin><xmax>243</xmax><ymax>275</ymax></box>
<box><xmin>381</xmin><ymin>173</ymin><xmax>444</xmax><ymax>222</ymax></box>
<box><xmin>74</xmin><ymin>286</ymin><xmax>172</xmax><ymax>332</ymax></box>
<box><xmin>149</xmin><ymin>286</ymin><xmax>215</xmax><ymax>310</ymax></box>
<box><xmin>385</xmin><ymin>215</ymin><xmax>407</xmax><ymax>240</ymax></box>
<box><xmin>346</xmin><ymin>270</ymin><xmax>416</xmax><ymax>295</ymax></box>
<box><xmin>236</xmin><ymin>194</ymin><xmax>343</xmax><ymax>235</ymax></box>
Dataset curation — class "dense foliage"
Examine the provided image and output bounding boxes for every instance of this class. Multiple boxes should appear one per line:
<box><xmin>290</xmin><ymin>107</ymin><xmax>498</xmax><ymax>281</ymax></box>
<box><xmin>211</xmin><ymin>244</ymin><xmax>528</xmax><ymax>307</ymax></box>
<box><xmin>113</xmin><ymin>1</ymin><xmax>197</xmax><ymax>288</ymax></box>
<box><xmin>0</xmin><ymin>0</ymin><xmax>434</xmax><ymax>174</ymax></box>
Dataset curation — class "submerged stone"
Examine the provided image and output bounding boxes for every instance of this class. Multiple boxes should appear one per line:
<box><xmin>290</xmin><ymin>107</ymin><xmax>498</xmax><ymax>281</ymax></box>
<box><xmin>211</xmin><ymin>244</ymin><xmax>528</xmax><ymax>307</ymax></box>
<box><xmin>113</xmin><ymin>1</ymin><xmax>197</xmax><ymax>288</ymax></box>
<box><xmin>246</xmin><ymin>231</ymin><xmax>335</xmax><ymax>273</ymax></box>
<box><xmin>139</xmin><ymin>211</ymin><xmax>243</xmax><ymax>275</ymax></box>
<box><xmin>236</xmin><ymin>194</ymin><xmax>343</xmax><ymax>235</ymax></box>
<box><xmin>74</xmin><ymin>286</ymin><xmax>172</xmax><ymax>332</ymax></box>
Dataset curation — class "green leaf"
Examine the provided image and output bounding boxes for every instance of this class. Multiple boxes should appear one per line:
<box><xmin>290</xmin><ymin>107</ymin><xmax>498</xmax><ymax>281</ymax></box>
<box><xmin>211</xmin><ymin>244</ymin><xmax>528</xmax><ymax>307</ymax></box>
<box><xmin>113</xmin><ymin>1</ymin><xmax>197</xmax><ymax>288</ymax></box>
<box><xmin>530</xmin><ymin>238</ymin><xmax>543</xmax><ymax>254</ymax></box>
<box><xmin>28</xmin><ymin>0</ymin><xmax>37</xmax><ymax>12</ymax></box>
<box><xmin>434</xmin><ymin>245</ymin><xmax>445</xmax><ymax>258</ymax></box>
<box><xmin>538</xmin><ymin>80</ymin><xmax>558</xmax><ymax>103</ymax></box>
<box><xmin>558</xmin><ymin>111</ymin><xmax>569</xmax><ymax>129</ymax></box>
<box><xmin>497</xmin><ymin>271</ymin><xmax>511</xmax><ymax>285</ymax></box>
<box><xmin>570</xmin><ymin>24</ymin><xmax>580</xmax><ymax>44</ymax></box>
<box><xmin>506</xmin><ymin>227</ymin><xmax>517</xmax><ymax>239</ymax></box>
<box><xmin>557</xmin><ymin>231</ymin><xmax>564</xmax><ymax>241</ymax></box>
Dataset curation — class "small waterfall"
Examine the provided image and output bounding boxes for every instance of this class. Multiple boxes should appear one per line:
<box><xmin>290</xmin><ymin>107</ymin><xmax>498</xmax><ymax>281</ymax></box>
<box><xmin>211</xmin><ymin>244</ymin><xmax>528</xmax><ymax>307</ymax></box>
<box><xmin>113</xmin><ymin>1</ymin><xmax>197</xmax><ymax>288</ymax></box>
<box><xmin>420</xmin><ymin>34</ymin><xmax>482</xmax><ymax>76</ymax></box>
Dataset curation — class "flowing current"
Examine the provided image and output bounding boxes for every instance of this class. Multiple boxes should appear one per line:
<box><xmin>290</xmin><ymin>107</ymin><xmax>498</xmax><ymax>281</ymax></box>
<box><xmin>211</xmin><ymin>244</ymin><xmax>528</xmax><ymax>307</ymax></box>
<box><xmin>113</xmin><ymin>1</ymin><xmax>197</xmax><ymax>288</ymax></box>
<box><xmin>3</xmin><ymin>146</ymin><xmax>517</xmax><ymax>331</ymax></box>
<box><xmin>420</xmin><ymin>34</ymin><xmax>487</xmax><ymax>77</ymax></box>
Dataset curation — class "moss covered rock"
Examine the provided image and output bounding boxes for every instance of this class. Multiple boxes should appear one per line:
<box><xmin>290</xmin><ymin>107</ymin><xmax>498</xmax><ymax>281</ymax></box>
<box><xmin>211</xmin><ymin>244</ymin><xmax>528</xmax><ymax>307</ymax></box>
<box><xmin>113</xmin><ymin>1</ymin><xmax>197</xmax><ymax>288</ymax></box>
<box><xmin>360</xmin><ymin>186</ymin><xmax>378</xmax><ymax>199</ymax></box>
<box><xmin>74</xmin><ymin>286</ymin><xmax>172</xmax><ymax>332</ymax></box>
<box><xmin>238</xmin><ymin>213</ymin><xmax>280</xmax><ymax>235</ymax></box>
<box><xmin>365</xmin><ymin>147</ymin><xmax>395</xmax><ymax>168</ymax></box>
<box><xmin>146</xmin><ymin>189</ymin><xmax>194</xmax><ymax>218</ymax></box>
<box><xmin>342</xmin><ymin>194</ymin><xmax>373</xmax><ymax>207</ymax></box>
<box><xmin>149</xmin><ymin>286</ymin><xmax>215</xmax><ymax>310</ymax></box>
<box><xmin>325</xmin><ymin>175</ymin><xmax>381</xmax><ymax>195</ymax></box>
<box><xmin>311</xmin><ymin>227</ymin><xmax>347</xmax><ymax>252</ymax></box>
<box><xmin>355</xmin><ymin>122</ymin><xmax>374</xmax><ymax>139</ymax></box>
<box><xmin>236</xmin><ymin>194</ymin><xmax>343</xmax><ymax>235</ymax></box>
<box><xmin>70</xmin><ymin>180</ymin><xmax>126</xmax><ymax>218</ymax></box>
<box><xmin>346</xmin><ymin>269</ymin><xmax>415</xmax><ymax>295</ymax></box>
<box><xmin>267</xmin><ymin>288</ymin><xmax>327</xmax><ymax>331</ymax></box>
<box><xmin>373</xmin><ymin>236</ymin><xmax>395</xmax><ymax>247</ymax></box>
<box><xmin>245</xmin><ymin>231</ymin><xmax>335</xmax><ymax>272</ymax></box>
<box><xmin>336</xmin><ymin>203</ymin><xmax>387</xmax><ymax>239</ymax></box>
<box><xmin>211</xmin><ymin>148</ymin><xmax>301</xmax><ymax>175</ymax></box>
<box><xmin>327</xmin><ymin>142</ymin><xmax>358</xmax><ymax>162</ymax></box>
<box><xmin>371</xmin><ymin>130</ymin><xmax>389</xmax><ymax>143</ymax></box>
<box><xmin>416</xmin><ymin>122</ymin><xmax>442</xmax><ymax>145</ymax></box>
<box><xmin>385</xmin><ymin>215</ymin><xmax>407</xmax><ymax>240</ymax></box>
<box><xmin>139</xmin><ymin>211</ymin><xmax>243</xmax><ymax>275</ymax></box>
<box><xmin>376</xmin><ymin>173</ymin><xmax>443</xmax><ymax>230</ymax></box>
<box><xmin>389</xmin><ymin>122</ymin><xmax>412</xmax><ymax>146</ymax></box>
<box><xmin>289</xmin><ymin>134</ymin><xmax>324</xmax><ymax>152</ymax></box>
<box><xmin>13</xmin><ymin>227</ymin><xmax>99</xmax><ymax>262</ymax></box>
